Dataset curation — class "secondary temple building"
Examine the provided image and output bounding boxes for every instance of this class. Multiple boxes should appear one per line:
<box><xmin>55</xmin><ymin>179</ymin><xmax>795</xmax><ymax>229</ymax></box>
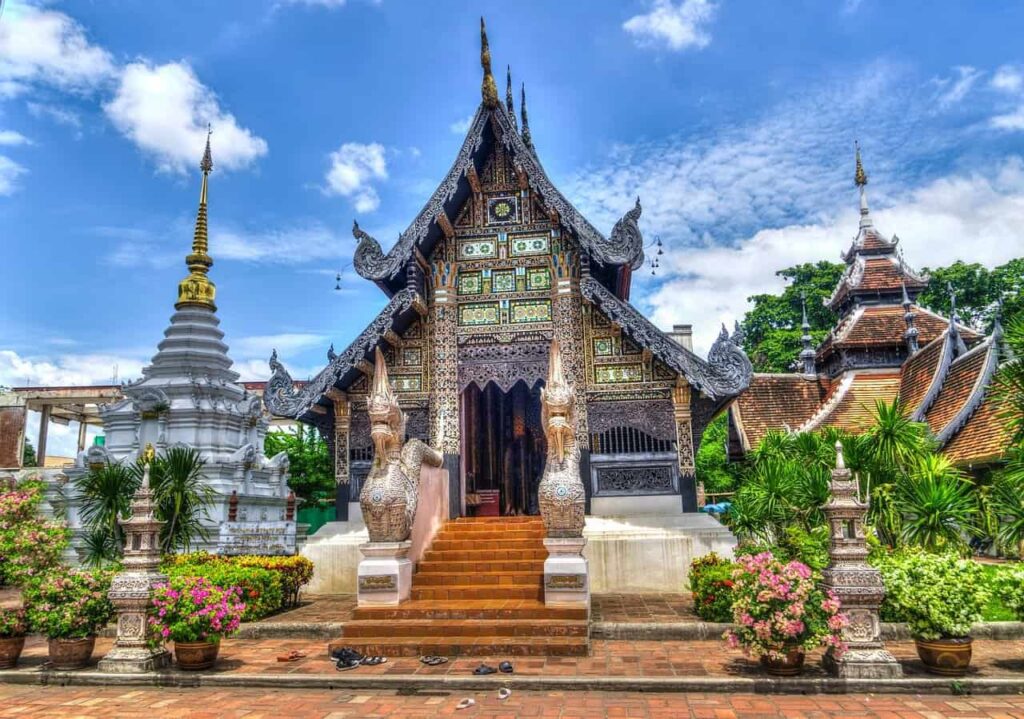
<box><xmin>729</xmin><ymin>148</ymin><xmax>1012</xmax><ymax>472</ymax></box>
<box><xmin>265</xmin><ymin>24</ymin><xmax>752</xmax><ymax>532</ymax></box>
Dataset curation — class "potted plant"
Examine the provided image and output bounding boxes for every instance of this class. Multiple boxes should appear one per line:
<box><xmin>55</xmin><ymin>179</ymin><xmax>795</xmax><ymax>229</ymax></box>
<box><xmin>879</xmin><ymin>550</ymin><xmax>987</xmax><ymax>676</ymax></box>
<box><xmin>723</xmin><ymin>551</ymin><xmax>847</xmax><ymax>676</ymax></box>
<box><xmin>0</xmin><ymin>606</ymin><xmax>28</xmax><ymax>669</ymax></box>
<box><xmin>23</xmin><ymin>569</ymin><xmax>114</xmax><ymax>670</ymax></box>
<box><xmin>150</xmin><ymin>576</ymin><xmax>245</xmax><ymax>670</ymax></box>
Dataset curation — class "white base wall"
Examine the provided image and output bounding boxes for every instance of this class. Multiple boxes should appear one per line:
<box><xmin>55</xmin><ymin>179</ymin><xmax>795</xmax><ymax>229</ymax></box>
<box><xmin>300</xmin><ymin>517</ymin><xmax>369</xmax><ymax>594</ymax></box>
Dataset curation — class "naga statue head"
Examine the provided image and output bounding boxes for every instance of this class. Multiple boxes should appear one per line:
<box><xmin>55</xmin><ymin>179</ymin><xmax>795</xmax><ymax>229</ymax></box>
<box><xmin>541</xmin><ymin>340</ymin><xmax>576</xmax><ymax>463</ymax></box>
<box><xmin>367</xmin><ymin>347</ymin><xmax>404</xmax><ymax>469</ymax></box>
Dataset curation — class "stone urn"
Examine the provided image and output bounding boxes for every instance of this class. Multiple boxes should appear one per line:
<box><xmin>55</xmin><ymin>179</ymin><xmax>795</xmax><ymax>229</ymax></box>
<box><xmin>760</xmin><ymin>649</ymin><xmax>806</xmax><ymax>676</ymax></box>
<box><xmin>174</xmin><ymin>640</ymin><xmax>220</xmax><ymax>670</ymax></box>
<box><xmin>0</xmin><ymin>636</ymin><xmax>26</xmax><ymax>669</ymax></box>
<box><xmin>915</xmin><ymin>637</ymin><xmax>972</xmax><ymax>676</ymax></box>
<box><xmin>48</xmin><ymin>636</ymin><xmax>96</xmax><ymax>670</ymax></box>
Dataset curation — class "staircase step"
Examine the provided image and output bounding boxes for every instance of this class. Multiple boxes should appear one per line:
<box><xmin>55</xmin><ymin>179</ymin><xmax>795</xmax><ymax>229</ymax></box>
<box><xmin>454</xmin><ymin>516</ymin><xmax>544</xmax><ymax>524</ymax></box>
<box><xmin>329</xmin><ymin>636</ymin><xmax>588</xmax><ymax>657</ymax></box>
<box><xmin>434</xmin><ymin>530</ymin><xmax>546</xmax><ymax>540</ymax></box>
<box><xmin>413</xmin><ymin>571</ymin><xmax>542</xmax><ymax>587</ymax></box>
<box><xmin>423</xmin><ymin>549</ymin><xmax>548</xmax><ymax>562</ymax></box>
<box><xmin>411</xmin><ymin>584</ymin><xmax>544</xmax><ymax>601</ymax></box>
<box><xmin>417</xmin><ymin>560</ymin><xmax>545</xmax><ymax>574</ymax></box>
<box><xmin>430</xmin><ymin>539</ymin><xmax>544</xmax><ymax>552</ymax></box>
<box><xmin>352</xmin><ymin>600</ymin><xmax>586</xmax><ymax>621</ymax></box>
<box><xmin>341</xmin><ymin>619</ymin><xmax>588</xmax><ymax>638</ymax></box>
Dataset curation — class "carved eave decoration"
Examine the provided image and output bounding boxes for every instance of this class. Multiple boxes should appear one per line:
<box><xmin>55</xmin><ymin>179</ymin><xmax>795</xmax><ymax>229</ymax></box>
<box><xmin>580</xmin><ymin>276</ymin><xmax>753</xmax><ymax>404</ymax></box>
<box><xmin>264</xmin><ymin>287</ymin><xmax>422</xmax><ymax>421</ymax></box>
<box><xmin>351</xmin><ymin>102</ymin><xmax>646</xmax><ymax>294</ymax></box>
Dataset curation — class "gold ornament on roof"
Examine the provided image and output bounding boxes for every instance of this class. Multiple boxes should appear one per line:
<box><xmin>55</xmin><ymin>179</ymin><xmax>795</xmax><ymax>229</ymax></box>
<box><xmin>480</xmin><ymin>17</ymin><xmax>499</xmax><ymax>109</ymax></box>
<box><xmin>177</xmin><ymin>128</ymin><xmax>217</xmax><ymax>310</ymax></box>
<box><xmin>854</xmin><ymin>141</ymin><xmax>868</xmax><ymax>187</ymax></box>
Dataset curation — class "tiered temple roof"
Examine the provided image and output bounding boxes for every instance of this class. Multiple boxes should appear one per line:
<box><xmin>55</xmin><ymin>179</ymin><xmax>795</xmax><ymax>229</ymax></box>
<box><xmin>730</xmin><ymin>149</ymin><xmax>1011</xmax><ymax>469</ymax></box>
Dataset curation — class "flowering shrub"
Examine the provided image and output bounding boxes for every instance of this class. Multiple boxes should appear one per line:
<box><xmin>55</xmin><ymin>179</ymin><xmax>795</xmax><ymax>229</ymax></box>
<box><xmin>996</xmin><ymin>565</ymin><xmax>1024</xmax><ymax>621</ymax></box>
<box><xmin>723</xmin><ymin>552</ymin><xmax>847</xmax><ymax>661</ymax></box>
<box><xmin>164</xmin><ymin>553</ymin><xmax>313</xmax><ymax>609</ymax></box>
<box><xmin>877</xmin><ymin>550</ymin><xmax>988</xmax><ymax>640</ymax></box>
<box><xmin>23</xmin><ymin>569</ymin><xmax>115</xmax><ymax>639</ymax></box>
<box><xmin>149</xmin><ymin>576</ymin><xmax>245</xmax><ymax>644</ymax></box>
<box><xmin>0</xmin><ymin>606</ymin><xmax>27</xmax><ymax>638</ymax></box>
<box><xmin>0</xmin><ymin>480</ymin><xmax>70</xmax><ymax>586</ymax></box>
<box><xmin>689</xmin><ymin>553</ymin><xmax>737</xmax><ymax>622</ymax></box>
<box><xmin>164</xmin><ymin>561</ymin><xmax>282</xmax><ymax>621</ymax></box>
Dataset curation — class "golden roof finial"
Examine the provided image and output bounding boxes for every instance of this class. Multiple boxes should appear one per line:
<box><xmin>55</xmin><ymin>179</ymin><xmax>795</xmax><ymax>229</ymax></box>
<box><xmin>854</xmin><ymin>140</ymin><xmax>868</xmax><ymax>187</ymax></box>
<box><xmin>480</xmin><ymin>17</ymin><xmax>499</xmax><ymax>109</ymax></box>
<box><xmin>177</xmin><ymin>126</ymin><xmax>217</xmax><ymax>310</ymax></box>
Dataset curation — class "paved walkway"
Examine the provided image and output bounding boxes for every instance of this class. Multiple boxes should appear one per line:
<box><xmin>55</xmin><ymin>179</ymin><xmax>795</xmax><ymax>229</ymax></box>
<box><xmin>2</xmin><ymin>684</ymin><xmax>1024</xmax><ymax>718</ymax></box>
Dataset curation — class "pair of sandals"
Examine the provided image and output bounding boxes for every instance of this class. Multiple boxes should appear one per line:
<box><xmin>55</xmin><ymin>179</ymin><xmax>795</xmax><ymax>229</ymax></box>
<box><xmin>472</xmin><ymin>660</ymin><xmax>514</xmax><ymax>675</ymax></box>
<box><xmin>331</xmin><ymin>646</ymin><xmax>387</xmax><ymax>671</ymax></box>
<box><xmin>456</xmin><ymin>689</ymin><xmax>512</xmax><ymax>711</ymax></box>
<box><xmin>419</xmin><ymin>655</ymin><xmax>449</xmax><ymax>666</ymax></box>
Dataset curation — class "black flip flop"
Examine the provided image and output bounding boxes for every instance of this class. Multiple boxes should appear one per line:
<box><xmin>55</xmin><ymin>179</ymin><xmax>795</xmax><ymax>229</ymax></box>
<box><xmin>420</xmin><ymin>655</ymin><xmax>448</xmax><ymax>666</ymax></box>
<box><xmin>473</xmin><ymin>664</ymin><xmax>497</xmax><ymax>675</ymax></box>
<box><xmin>499</xmin><ymin>660</ymin><xmax>514</xmax><ymax>673</ymax></box>
<box><xmin>360</xmin><ymin>656</ymin><xmax>388</xmax><ymax>666</ymax></box>
<box><xmin>335</xmin><ymin>658</ymin><xmax>360</xmax><ymax>671</ymax></box>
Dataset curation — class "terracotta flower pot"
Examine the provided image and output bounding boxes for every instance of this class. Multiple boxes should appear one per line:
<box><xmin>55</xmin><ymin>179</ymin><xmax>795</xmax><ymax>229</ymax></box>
<box><xmin>0</xmin><ymin>636</ymin><xmax>26</xmax><ymax>669</ymax></box>
<box><xmin>48</xmin><ymin>636</ymin><xmax>96</xmax><ymax>670</ymax></box>
<box><xmin>174</xmin><ymin>640</ymin><xmax>220</xmax><ymax>670</ymax></box>
<box><xmin>915</xmin><ymin>637</ymin><xmax>972</xmax><ymax>676</ymax></box>
<box><xmin>760</xmin><ymin>649</ymin><xmax>806</xmax><ymax>676</ymax></box>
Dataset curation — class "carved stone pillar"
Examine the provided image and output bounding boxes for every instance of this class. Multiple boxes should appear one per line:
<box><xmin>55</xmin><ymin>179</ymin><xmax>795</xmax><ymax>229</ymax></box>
<box><xmin>98</xmin><ymin>454</ymin><xmax>171</xmax><ymax>673</ymax></box>
<box><xmin>550</xmin><ymin>249</ymin><xmax>588</xmax><ymax>444</ymax></box>
<box><xmin>672</xmin><ymin>382</ymin><xmax>698</xmax><ymax>510</ymax></box>
<box><xmin>428</xmin><ymin>260</ymin><xmax>460</xmax><ymax>455</ymax></box>
<box><xmin>329</xmin><ymin>391</ymin><xmax>351</xmax><ymax>521</ymax></box>
<box><xmin>822</xmin><ymin>442</ymin><xmax>902</xmax><ymax>678</ymax></box>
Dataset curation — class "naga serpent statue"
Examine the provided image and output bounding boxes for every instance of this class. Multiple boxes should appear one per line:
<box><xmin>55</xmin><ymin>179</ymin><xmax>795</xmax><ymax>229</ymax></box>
<box><xmin>537</xmin><ymin>340</ymin><xmax>586</xmax><ymax>538</ymax></box>
<box><xmin>360</xmin><ymin>347</ymin><xmax>443</xmax><ymax>543</ymax></box>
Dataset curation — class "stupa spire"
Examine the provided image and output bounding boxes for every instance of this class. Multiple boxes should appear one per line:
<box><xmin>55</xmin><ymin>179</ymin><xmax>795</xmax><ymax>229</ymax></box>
<box><xmin>506</xmin><ymin>65</ymin><xmax>517</xmax><ymax>127</ymax></box>
<box><xmin>480</xmin><ymin>18</ymin><xmax>499</xmax><ymax>109</ymax></box>
<box><xmin>176</xmin><ymin>128</ymin><xmax>217</xmax><ymax>310</ymax></box>
<box><xmin>855</xmin><ymin>141</ymin><xmax>873</xmax><ymax>231</ymax></box>
<box><xmin>521</xmin><ymin>82</ymin><xmax>534</xmax><ymax>151</ymax></box>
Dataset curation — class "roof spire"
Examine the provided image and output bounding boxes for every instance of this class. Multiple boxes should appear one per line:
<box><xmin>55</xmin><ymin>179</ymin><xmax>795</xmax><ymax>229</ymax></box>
<box><xmin>947</xmin><ymin>281</ymin><xmax>968</xmax><ymax>357</ymax></box>
<box><xmin>855</xmin><ymin>141</ymin><xmax>873</xmax><ymax>231</ymax></box>
<box><xmin>506</xmin><ymin>65</ymin><xmax>517</xmax><ymax>127</ymax></box>
<box><xmin>799</xmin><ymin>292</ymin><xmax>816</xmax><ymax>374</ymax></box>
<box><xmin>176</xmin><ymin>127</ymin><xmax>217</xmax><ymax>311</ymax></box>
<box><xmin>479</xmin><ymin>18</ymin><xmax>499</xmax><ymax>109</ymax></box>
<box><xmin>902</xmin><ymin>281</ymin><xmax>919</xmax><ymax>355</ymax></box>
<box><xmin>520</xmin><ymin>82</ymin><xmax>534</xmax><ymax>151</ymax></box>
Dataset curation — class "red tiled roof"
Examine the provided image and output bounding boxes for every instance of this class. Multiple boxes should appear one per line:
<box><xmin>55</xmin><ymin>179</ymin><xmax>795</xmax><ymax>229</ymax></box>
<box><xmin>925</xmin><ymin>346</ymin><xmax>989</xmax><ymax>434</ymax></box>
<box><xmin>818</xmin><ymin>305</ymin><xmax>981</xmax><ymax>359</ymax></box>
<box><xmin>943</xmin><ymin>392</ymin><xmax>1012</xmax><ymax>465</ymax></box>
<box><xmin>805</xmin><ymin>371</ymin><xmax>902</xmax><ymax>433</ymax></box>
<box><xmin>899</xmin><ymin>334</ymin><xmax>948</xmax><ymax>415</ymax></box>
<box><xmin>731</xmin><ymin>374</ymin><xmax>830</xmax><ymax>450</ymax></box>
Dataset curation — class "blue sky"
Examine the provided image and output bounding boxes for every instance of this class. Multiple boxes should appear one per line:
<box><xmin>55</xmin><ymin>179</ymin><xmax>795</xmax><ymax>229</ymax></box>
<box><xmin>2</xmin><ymin>0</ymin><xmax>1024</xmax><ymax>452</ymax></box>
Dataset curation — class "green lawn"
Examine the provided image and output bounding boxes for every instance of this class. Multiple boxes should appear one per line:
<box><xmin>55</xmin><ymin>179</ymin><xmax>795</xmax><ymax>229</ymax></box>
<box><xmin>978</xmin><ymin>562</ymin><xmax>1017</xmax><ymax>622</ymax></box>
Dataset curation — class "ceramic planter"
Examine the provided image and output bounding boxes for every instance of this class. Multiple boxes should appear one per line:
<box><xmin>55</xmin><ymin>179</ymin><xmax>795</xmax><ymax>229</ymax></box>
<box><xmin>174</xmin><ymin>640</ymin><xmax>220</xmax><ymax>670</ymax></box>
<box><xmin>47</xmin><ymin>636</ymin><xmax>96</xmax><ymax>670</ymax></box>
<box><xmin>915</xmin><ymin>637</ymin><xmax>972</xmax><ymax>676</ymax></box>
<box><xmin>0</xmin><ymin>636</ymin><xmax>26</xmax><ymax>669</ymax></box>
<box><xmin>759</xmin><ymin>649</ymin><xmax>806</xmax><ymax>676</ymax></box>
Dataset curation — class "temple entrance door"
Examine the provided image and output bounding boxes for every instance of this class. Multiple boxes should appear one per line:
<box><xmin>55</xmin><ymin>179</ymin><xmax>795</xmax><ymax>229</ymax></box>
<box><xmin>459</xmin><ymin>380</ymin><xmax>546</xmax><ymax>516</ymax></box>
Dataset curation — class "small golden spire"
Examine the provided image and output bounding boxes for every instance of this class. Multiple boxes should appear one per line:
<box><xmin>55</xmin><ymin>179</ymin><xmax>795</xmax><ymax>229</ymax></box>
<box><xmin>177</xmin><ymin>127</ymin><xmax>217</xmax><ymax>310</ymax></box>
<box><xmin>854</xmin><ymin>140</ymin><xmax>868</xmax><ymax>187</ymax></box>
<box><xmin>480</xmin><ymin>17</ymin><xmax>499</xmax><ymax>109</ymax></box>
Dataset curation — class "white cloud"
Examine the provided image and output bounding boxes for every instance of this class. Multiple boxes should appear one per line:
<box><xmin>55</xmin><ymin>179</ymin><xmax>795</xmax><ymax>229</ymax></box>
<box><xmin>0</xmin><ymin>155</ymin><xmax>27</xmax><ymax>195</ymax></box>
<box><xmin>449</xmin><ymin>114</ymin><xmax>474</xmax><ymax>135</ymax></box>
<box><xmin>623</xmin><ymin>0</ymin><xmax>716</xmax><ymax>52</ymax></box>
<box><xmin>232</xmin><ymin>333</ymin><xmax>328</xmax><ymax>359</ymax></box>
<box><xmin>323</xmin><ymin>142</ymin><xmax>388</xmax><ymax>213</ymax></box>
<box><xmin>103</xmin><ymin>61</ymin><xmax>268</xmax><ymax>174</ymax></box>
<box><xmin>991</xmin><ymin>107</ymin><xmax>1024</xmax><ymax>131</ymax></box>
<box><xmin>0</xmin><ymin>131</ymin><xmax>31</xmax><ymax>146</ymax></box>
<box><xmin>645</xmin><ymin>159</ymin><xmax>1024</xmax><ymax>355</ymax></box>
<box><xmin>0</xmin><ymin>2</ymin><xmax>116</xmax><ymax>96</ymax></box>
<box><xmin>992</xmin><ymin>65</ymin><xmax>1023</xmax><ymax>94</ymax></box>
<box><xmin>934</xmin><ymin>65</ymin><xmax>982</xmax><ymax>108</ymax></box>
<box><xmin>0</xmin><ymin>350</ymin><xmax>145</xmax><ymax>387</ymax></box>
<box><xmin>26</xmin><ymin>101</ymin><xmax>82</xmax><ymax>128</ymax></box>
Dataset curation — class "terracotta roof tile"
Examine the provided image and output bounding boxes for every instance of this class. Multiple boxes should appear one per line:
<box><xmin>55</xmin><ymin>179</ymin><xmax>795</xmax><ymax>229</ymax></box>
<box><xmin>818</xmin><ymin>305</ymin><xmax>981</xmax><ymax>358</ymax></box>
<box><xmin>732</xmin><ymin>374</ymin><xmax>829</xmax><ymax>449</ymax></box>
<box><xmin>925</xmin><ymin>346</ymin><xmax>989</xmax><ymax>434</ymax></box>
<box><xmin>943</xmin><ymin>393</ymin><xmax>1012</xmax><ymax>465</ymax></box>
<box><xmin>899</xmin><ymin>335</ymin><xmax>947</xmax><ymax>415</ymax></box>
<box><xmin>859</xmin><ymin>231</ymin><xmax>895</xmax><ymax>252</ymax></box>
<box><xmin>811</xmin><ymin>372</ymin><xmax>902</xmax><ymax>432</ymax></box>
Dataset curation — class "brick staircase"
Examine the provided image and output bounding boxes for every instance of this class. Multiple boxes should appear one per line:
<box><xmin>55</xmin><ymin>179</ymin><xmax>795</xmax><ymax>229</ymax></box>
<box><xmin>330</xmin><ymin>516</ymin><xmax>589</xmax><ymax>657</ymax></box>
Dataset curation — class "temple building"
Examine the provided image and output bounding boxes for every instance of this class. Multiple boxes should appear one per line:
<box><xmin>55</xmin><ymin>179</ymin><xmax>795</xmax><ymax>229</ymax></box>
<box><xmin>265</xmin><ymin>22</ymin><xmax>752</xmax><ymax>556</ymax></box>
<box><xmin>729</xmin><ymin>148</ymin><xmax>1012</xmax><ymax>473</ymax></box>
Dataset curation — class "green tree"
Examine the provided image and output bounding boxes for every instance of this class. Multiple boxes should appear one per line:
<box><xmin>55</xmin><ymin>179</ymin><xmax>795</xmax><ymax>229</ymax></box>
<box><xmin>265</xmin><ymin>424</ymin><xmax>333</xmax><ymax>502</ymax></box>
<box><xmin>920</xmin><ymin>258</ymin><xmax>1024</xmax><ymax>331</ymax></box>
<box><xmin>695</xmin><ymin>414</ymin><xmax>744</xmax><ymax>495</ymax></box>
<box><xmin>740</xmin><ymin>261</ymin><xmax>843</xmax><ymax>372</ymax></box>
<box><xmin>21</xmin><ymin>439</ymin><xmax>37</xmax><ymax>468</ymax></box>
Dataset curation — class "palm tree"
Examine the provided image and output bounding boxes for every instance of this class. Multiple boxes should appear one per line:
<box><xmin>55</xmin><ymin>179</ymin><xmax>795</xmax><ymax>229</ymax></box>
<box><xmin>130</xmin><ymin>446</ymin><xmax>215</xmax><ymax>553</ymax></box>
<box><xmin>74</xmin><ymin>463</ymin><xmax>139</xmax><ymax>564</ymax></box>
<box><xmin>992</xmin><ymin>448</ymin><xmax>1024</xmax><ymax>554</ymax></box>
<box><xmin>994</xmin><ymin>316</ymin><xmax>1024</xmax><ymax>446</ymax></box>
<box><xmin>896</xmin><ymin>454</ymin><xmax>979</xmax><ymax>552</ymax></box>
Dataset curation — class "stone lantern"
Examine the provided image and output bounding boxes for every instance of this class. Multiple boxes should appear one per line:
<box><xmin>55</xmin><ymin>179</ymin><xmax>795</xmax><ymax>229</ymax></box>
<box><xmin>821</xmin><ymin>441</ymin><xmax>901</xmax><ymax>678</ymax></box>
<box><xmin>98</xmin><ymin>445</ymin><xmax>171</xmax><ymax>672</ymax></box>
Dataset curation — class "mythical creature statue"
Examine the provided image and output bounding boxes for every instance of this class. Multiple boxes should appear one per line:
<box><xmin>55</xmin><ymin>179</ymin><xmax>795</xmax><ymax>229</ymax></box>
<box><xmin>360</xmin><ymin>347</ymin><xmax>443</xmax><ymax>543</ymax></box>
<box><xmin>608</xmin><ymin>197</ymin><xmax>644</xmax><ymax>268</ymax></box>
<box><xmin>537</xmin><ymin>340</ymin><xmax>586</xmax><ymax>538</ymax></box>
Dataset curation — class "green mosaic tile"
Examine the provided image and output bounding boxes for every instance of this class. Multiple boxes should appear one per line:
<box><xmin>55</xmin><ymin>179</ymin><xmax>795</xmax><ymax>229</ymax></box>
<box><xmin>510</xmin><ymin>299</ymin><xmax>552</xmax><ymax>324</ymax></box>
<box><xmin>595</xmin><ymin>364</ymin><xmax>643</xmax><ymax>384</ymax></box>
<box><xmin>492</xmin><ymin>270</ymin><xmax>516</xmax><ymax>293</ymax></box>
<box><xmin>510</xmin><ymin>235</ymin><xmax>549</xmax><ymax>257</ymax></box>
<box><xmin>457</xmin><ymin>272</ymin><xmax>482</xmax><ymax>295</ymax></box>
<box><xmin>459</xmin><ymin>302</ymin><xmax>501</xmax><ymax>326</ymax></box>
<box><xmin>402</xmin><ymin>348</ymin><xmax>422</xmax><ymax>366</ymax></box>
<box><xmin>392</xmin><ymin>375</ymin><xmax>422</xmax><ymax>391</ymax></box>
<box><xmin>458</xmin><ymin>239</ymin><xmax>497</xmax><ymax>260</ymax></box>
<box><xmin>526</xmin><ymin>266</ymin><xmax>551</xmax><ymax>290</ymax></box>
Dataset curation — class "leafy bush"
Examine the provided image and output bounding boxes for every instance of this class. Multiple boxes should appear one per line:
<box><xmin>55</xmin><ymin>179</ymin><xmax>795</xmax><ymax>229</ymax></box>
<box><xmin>0</xmin><ymin>479</ymin><xmax>70</xmax><ymax>586</ymax></box>
<box><xmin>23</xmin><ymin>569</ymin><xmax>115</xmax><ymax>639</ymax></box>
<box><xmin>150</xmin><ymin>576</ymin><xmax>245</xmax><ymax>644</ymax></box>
<box><xmin>994</xmin><ymin>564</ymin><xmax>1024</xmax><ymax>621</ymax></box>
<box><xmin>164</xmin><ymin>553</ymin><xmax>313</xmax><ymax>608</ymax></box>
<box><xmin>688</xmin><ymin>553</ymin><xmax>737</xmax><ymax>622</ymax></box>
<box><xmin>0</xmin><ymin>606</ymin><xmax>27</xmax><ymax>638</ymax></box>
<box><xmin>163</xmin><ymin>560</ymin><xmax>282</xmax><ymax>621</ymax></box>
<box><xmin>723</xmin><ymin>551</ymin><xmax>847</xmax><ymax>660</ymax></box>
<box><xmin>734</xmin><ymin>525</ymin><xmax>829</xmax><ymax>573</ymax></box>
<box><xmin>875</xmin><ymin>550</ymin><xmax>988</xmax><ymax>640</ymax></box>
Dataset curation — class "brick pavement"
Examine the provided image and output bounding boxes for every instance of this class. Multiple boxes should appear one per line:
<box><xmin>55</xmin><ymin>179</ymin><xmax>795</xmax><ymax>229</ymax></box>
<box><xmin>3</xmin><ymin>683</ymin><xmax>1024</xmax><ymax>718</ymax></box>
